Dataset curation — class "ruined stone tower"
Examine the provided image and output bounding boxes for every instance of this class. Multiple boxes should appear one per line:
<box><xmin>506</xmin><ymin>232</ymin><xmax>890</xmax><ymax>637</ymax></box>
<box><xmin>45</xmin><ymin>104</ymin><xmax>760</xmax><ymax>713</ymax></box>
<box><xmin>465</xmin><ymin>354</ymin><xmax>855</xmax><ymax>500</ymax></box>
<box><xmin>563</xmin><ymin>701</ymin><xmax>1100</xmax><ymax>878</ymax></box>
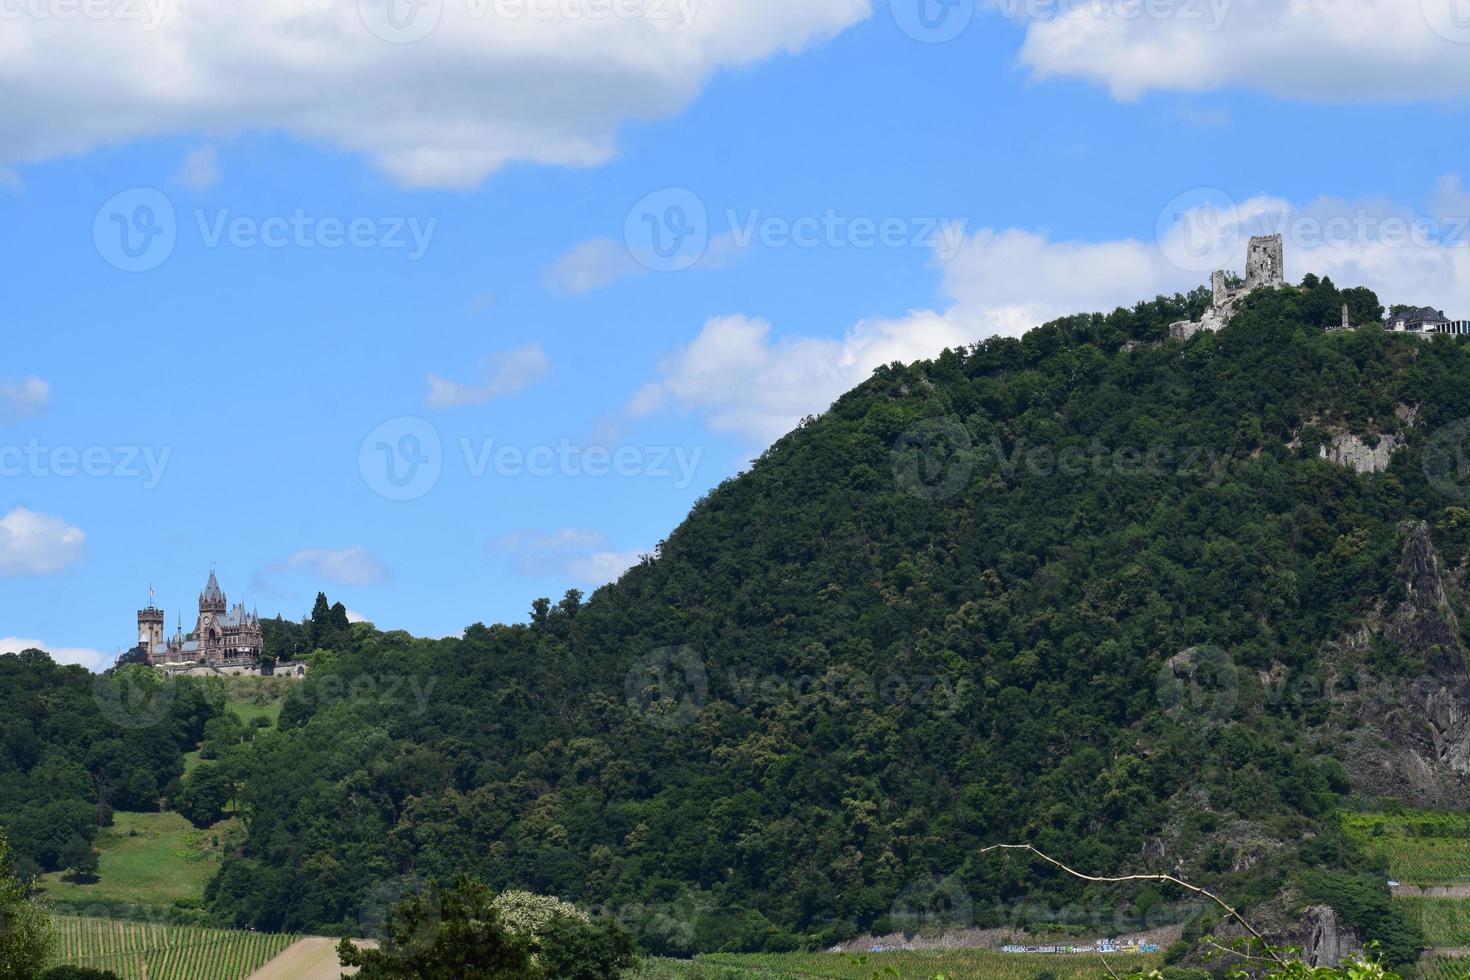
<box><xmin>1168</xmin><ymin>234</ymin><xmax>1288</xmax><ymax>342</ymax></box>
<box><xmin>1245</xmin><ymin>234</ymin><xmax>1285</xmax><ymax>290</ymax></box>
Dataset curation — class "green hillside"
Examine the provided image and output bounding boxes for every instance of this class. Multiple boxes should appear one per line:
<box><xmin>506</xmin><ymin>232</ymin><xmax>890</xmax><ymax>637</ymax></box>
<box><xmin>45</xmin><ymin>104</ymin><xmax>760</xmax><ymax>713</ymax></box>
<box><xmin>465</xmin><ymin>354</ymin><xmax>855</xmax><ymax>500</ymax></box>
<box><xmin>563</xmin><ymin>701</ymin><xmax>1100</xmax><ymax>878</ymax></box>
<box><xmin>13</xmin><ymin>276</ymin><xmax>1470</xmax><ymax>967</ymax></box>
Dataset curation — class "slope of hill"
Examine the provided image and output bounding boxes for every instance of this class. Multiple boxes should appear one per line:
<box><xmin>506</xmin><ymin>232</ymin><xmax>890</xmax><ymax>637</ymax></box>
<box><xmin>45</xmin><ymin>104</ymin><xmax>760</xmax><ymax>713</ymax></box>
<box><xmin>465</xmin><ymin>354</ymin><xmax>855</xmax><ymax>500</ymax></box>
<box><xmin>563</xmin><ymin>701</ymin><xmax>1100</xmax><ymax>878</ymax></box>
<box><xmin>120</xmin><ymin>278</ymin><xmax>1470</xmax><ymax>963</ymax></box>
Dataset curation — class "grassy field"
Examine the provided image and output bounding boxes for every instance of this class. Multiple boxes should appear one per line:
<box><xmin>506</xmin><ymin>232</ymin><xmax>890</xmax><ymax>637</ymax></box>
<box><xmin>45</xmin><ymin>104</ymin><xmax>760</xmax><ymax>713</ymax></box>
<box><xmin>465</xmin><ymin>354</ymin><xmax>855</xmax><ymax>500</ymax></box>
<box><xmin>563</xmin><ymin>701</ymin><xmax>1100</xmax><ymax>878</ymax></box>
<box><xmin>1403</xmin><ymin>898</ymin><xmax>1470</xmax><ymax>948</ymax></box>
<box><xmin>55</xmin><ymin>916</ymin><xmax>297</xmax><ymax>980</ymax></box>
<box><xmin>637</xmin><ymin>949</ymin><xmax>1163</xmax><ymax>978</ymax></box>
<box><xmin>38</xmin><ymin>811</ymin><xmax>237</xmax><ymax>910</ymax></box>
<box><xmin>1418</xmin><ymin>954</ymin><xmax>1470</xmax><ymax>980</ymax></box>
<box><xmin>1344</xmin><ymin>813</ymin><xmax>1470</xmax><ymax>886</ymax></box>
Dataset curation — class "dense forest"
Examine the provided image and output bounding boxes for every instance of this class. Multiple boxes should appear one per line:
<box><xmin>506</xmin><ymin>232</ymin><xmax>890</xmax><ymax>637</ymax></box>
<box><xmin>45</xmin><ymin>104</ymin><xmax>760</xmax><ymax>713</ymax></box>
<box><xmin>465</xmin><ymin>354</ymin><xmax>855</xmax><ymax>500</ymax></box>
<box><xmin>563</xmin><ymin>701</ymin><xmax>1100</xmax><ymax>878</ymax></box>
<box><xmin>9</xmin><ymin>275</ymin><xmax>1470</xmax><ymax>965</ymax></box>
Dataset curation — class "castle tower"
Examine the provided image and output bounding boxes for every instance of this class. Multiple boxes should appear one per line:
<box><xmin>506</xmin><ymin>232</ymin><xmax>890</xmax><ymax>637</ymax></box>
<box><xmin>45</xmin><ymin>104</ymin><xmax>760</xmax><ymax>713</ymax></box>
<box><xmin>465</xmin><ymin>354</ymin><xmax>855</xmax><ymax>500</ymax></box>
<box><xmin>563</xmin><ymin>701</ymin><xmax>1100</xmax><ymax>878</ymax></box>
<box><xmin>1211</xmin><ymin>270</ymin><xmax>1228</xmax><ymax>308</ymax></box>
<box><xmin>1245</xmin><ymin>234</ymin><xmax>1285</xmax><ymax>290</ymax></box>
<box><xmin>199</xmin><ymin>568</ymin><xmax>226</xmax><ymax>613</ymax></box>
<box><xmin>137</xmin><ymin>588</ymin><xmax>164</xmax><ymax>653</ymax></box>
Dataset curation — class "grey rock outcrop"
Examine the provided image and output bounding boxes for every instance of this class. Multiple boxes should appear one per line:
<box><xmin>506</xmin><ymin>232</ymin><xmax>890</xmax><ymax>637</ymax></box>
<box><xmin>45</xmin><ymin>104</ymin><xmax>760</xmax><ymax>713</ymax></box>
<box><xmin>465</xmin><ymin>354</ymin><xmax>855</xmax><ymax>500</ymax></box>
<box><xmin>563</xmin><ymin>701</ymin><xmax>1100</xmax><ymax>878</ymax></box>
<box><xmin>1299</xmin><ymin>905</ymin><xmax>1361</xmax><ymax>967</ymax></box>
<box><xmin>1319</xmin><ymin>432</ymin><xmax>1400</xmax><ymax>474</ymax></box>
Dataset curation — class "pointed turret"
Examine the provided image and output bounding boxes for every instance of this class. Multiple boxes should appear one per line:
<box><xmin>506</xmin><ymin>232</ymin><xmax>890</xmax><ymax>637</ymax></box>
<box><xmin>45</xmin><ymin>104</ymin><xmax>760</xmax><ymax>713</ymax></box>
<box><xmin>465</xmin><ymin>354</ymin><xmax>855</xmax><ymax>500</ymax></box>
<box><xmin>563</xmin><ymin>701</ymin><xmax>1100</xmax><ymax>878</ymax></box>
<box><xmin>200</xmin><ymin>569</ymin><xmax>226</xmax><ymax>612</ymax></box>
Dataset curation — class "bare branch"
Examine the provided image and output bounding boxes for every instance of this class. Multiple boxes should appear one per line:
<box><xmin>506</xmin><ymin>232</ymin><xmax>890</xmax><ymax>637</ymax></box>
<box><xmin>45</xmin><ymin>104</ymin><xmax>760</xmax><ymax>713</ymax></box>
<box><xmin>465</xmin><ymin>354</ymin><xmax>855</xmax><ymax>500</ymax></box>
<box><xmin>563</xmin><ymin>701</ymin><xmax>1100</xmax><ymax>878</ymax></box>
<box><xmin>977</xmin><ymin>842</ymin><xmax>1288</xmax><ymax>967</ymax></box>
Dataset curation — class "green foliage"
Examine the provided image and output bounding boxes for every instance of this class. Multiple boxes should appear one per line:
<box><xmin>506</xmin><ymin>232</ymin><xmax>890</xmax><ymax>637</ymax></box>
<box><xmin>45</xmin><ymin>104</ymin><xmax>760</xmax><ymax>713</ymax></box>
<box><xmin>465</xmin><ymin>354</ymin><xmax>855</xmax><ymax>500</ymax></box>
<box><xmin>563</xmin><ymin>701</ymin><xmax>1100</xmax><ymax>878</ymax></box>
<box><xmin>174</xmin><ymin>766</ymin><xmax>231</xmax><ymax>829</ymax></box>
<box><xmin>187</xmin><ymin>283</ymin><xmax>1470</xmax><ymax>956</ymax></box>
<box><xmin>0</xmin><ymin>831</ymin><xmax>55</xmax><ymax>980</ymax></box>
<box><xmin>38</xmin><ymin>969</ymin><xmax>121</xmax><ymax>980</ymax></box>
<box><xmin>0</xmin><ymin>652</ymin><xmax>218</xmax><ymax>872</ymax></box>
<box><xmin>338</xmin><ymin>878</ymin><xmax>636</xmax><ymax>979</ymax></box>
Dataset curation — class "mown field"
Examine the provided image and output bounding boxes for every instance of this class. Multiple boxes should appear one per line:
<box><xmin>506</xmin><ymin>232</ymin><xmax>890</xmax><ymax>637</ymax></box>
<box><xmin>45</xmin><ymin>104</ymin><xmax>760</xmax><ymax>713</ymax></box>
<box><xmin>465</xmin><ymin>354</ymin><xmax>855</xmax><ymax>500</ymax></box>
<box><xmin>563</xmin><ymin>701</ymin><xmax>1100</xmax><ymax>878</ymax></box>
<box><xmin>38</xmin><ymin>810</ymin><xmax>238</xmax><ymax>910</ymax></box>
<box><xmin>55</xmin><ymin>916</ymin><xmax>298</xmax><ymax>980</ymax></box>
<box><xmin>638</xmin><ymin>950</ymin><xmax>1163</xmax><ymax>979</ymax></box>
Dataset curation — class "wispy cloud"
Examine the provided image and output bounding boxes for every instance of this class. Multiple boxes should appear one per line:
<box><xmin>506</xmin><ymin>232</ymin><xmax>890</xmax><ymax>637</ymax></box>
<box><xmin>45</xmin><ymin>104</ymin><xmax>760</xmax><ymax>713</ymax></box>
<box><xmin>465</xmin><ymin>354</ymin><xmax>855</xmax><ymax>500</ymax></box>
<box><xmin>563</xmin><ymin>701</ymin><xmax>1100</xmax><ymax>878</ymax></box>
<box><xmin>175</xmin><ymin>144</ymin><xmax>220</xmax><ymax>191</ymax></box>
<box><xmin>490</xmin><ymin>528</ymin><xmax>643</xmax><ymax>587</ymax></box>
<box><xmin>426</xmin><ymin>343</ymin><xmax>550</xmax><ymax>409</ymax></box>
<box><xmin>264</xmin><ymin>546</ymin><xmax>390</xmax><ymax>588</ymax></box>
<box><xmin>0</xmin><ymin>376</ymin><xmax>50</xmax><ymax>423</ymax></box>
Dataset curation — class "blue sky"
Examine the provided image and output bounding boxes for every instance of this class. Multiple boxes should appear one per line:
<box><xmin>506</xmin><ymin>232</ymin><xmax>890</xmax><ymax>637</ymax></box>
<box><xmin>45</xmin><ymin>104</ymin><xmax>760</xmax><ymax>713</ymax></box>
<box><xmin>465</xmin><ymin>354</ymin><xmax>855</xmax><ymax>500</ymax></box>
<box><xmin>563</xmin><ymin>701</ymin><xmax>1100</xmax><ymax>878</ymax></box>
<box><xmin>2</xmin><ymin>0</ymin><xmax>1469</xmax><ymax>667</ymax></box>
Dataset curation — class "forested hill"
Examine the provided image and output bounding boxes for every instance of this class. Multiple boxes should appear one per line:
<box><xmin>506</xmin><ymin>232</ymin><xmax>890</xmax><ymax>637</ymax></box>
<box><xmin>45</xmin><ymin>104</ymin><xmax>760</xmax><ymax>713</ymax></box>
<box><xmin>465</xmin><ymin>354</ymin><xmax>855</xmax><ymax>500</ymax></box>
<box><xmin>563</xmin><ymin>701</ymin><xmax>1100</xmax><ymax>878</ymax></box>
<box><xmin>183</xmin><ymin>279</ymin><xmax>1470</xmax><ymax>959</ymax></box>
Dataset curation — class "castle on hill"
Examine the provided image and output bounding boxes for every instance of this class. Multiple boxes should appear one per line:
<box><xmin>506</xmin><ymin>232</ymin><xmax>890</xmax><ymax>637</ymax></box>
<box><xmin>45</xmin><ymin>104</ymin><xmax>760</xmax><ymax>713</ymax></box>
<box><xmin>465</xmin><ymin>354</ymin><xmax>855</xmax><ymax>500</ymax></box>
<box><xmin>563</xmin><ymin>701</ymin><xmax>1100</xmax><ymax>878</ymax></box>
<box><xmin>137</xmin><ymin>570</ymin><xmax>263</xmax><ymax>666</ymax></box>
<box><xmin>1168</xmin><ymin>234</ymin><xmax>1285</xmax><ymax>341</ymax></box>
<box><xmin>1168</xmin><ymin>233</ymin><xmax>1467</xmax><ymax>340</ymax></box>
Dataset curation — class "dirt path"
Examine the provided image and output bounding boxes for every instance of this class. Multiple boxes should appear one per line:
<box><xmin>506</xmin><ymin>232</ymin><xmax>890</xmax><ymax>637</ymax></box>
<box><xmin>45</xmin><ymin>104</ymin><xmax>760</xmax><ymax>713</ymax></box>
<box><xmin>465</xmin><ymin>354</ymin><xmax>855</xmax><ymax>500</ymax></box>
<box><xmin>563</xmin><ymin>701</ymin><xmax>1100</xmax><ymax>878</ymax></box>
<box><xmin>245</xmin><ymin>938</ymin><xmax>374</xmax><ymax>980</ymax></box>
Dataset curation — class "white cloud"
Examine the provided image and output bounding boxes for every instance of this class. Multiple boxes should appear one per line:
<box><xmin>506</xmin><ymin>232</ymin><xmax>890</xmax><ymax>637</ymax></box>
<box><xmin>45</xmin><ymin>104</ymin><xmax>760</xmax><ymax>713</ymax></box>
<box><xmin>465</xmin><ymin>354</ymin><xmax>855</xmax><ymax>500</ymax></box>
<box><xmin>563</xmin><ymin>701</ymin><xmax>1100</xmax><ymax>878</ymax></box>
<box><xmin>345</xmin><ymin>608</ymin><xmax>370</xmax><ymax>623</ymax></box>
<box><xmin>544</xmin><ymin>232</ymin><xmax>747</xmax><ymax>295</ymax></box>
<box><xmin>0</xmin><ymin>637</ymin><xmax>109</xmax><ymax>672</ymax></box>
<box><xmin>1004</xmin><ymin>0</ymin><xmax>1470</xmax><ymax>102</ymax></box>
<box><xmin>490</xmin><ymin>528</ymin><xmax>643</xmax><ymax>586</ymax></box>
<box><xmin>0</xmin><ymin>376</ymin><xmax>50</xmax><ymax>422</ymax></box>
<box><xmin>267</xmin><ymin>546</ymin><xmax>390</xmax><ymax>586</ymax></box>
<box><xmin>0</xmin><ymin>507</ymin><xmax>85</xmax><ymax>577</ymax></box>
<box><xmin>1</xmin><ymin>0</ymin><xmax>870</xmax><ymax>189</ymax></box>
<box><xmin>426</xmin><ymin>343</ymin><xmax>550</xmax><ymax>409</ymax></box>
<box><xmin>543</xmin><ymin>237</ymin><xmax>644</xmax><ymax>295</ymax></box>
<box><xmin>632</xmin><ymin>179</ymin><xmax>1470</xmax><ymax>444</ymax></box>
<box><xmin>175</xmin><ymin>144</ymin><xmax>220</xmax><ymax>191</ymax></box>
<box><xmin>627</xmin><ymin>311</ymin><xmax>975</xmax><ymax>443</ymax></box>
